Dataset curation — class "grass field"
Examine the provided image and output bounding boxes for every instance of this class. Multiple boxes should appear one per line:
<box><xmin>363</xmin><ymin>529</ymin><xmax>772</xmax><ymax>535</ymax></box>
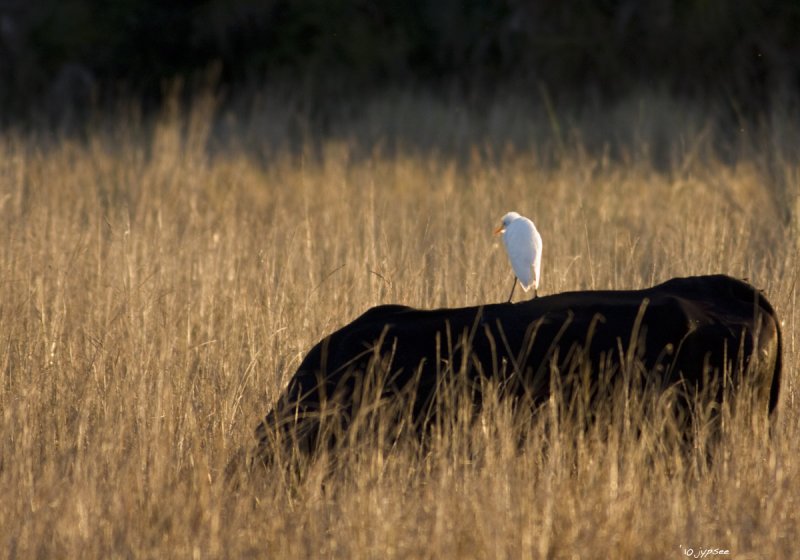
<box><xmin>1</xmin><ymin>91</ymin><xmax>798</xmax><ymax>558</ymax></box>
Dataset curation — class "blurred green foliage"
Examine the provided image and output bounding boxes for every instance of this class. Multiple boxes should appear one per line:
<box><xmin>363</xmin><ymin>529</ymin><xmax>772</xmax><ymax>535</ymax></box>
<box><xmin>1</xmin><ymin>0</ymin><xmax>798</xmax><ymax>117</ymax></box>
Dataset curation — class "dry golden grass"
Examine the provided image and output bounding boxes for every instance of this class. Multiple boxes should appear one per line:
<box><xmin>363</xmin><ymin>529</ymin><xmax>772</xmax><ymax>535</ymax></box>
<box><xmin>1</xmin><ymin>91</ymin><xmax>798</xmax><ymax>558</ymax></box>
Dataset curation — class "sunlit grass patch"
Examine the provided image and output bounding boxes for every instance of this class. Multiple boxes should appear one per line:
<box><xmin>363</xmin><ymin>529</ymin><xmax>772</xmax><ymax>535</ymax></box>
<box><xmin>0</xmin><ymin>91</ymin><xmax>797</xmax><ymax>558</ymax></box>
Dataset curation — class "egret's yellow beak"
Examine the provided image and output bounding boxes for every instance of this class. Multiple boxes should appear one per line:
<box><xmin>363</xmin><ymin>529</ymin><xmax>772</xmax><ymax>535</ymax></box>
<box><xmin>493</xmin><ymin>225</ymin><xmax>504</xmax><ymax>235</ymax></box>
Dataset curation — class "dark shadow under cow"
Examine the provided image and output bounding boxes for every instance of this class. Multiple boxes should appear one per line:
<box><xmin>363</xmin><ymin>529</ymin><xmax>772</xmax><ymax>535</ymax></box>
<box><xmin>254</xmin><ymin>275</ymin><xmax>781</xmax><ymax>462</ymax></box>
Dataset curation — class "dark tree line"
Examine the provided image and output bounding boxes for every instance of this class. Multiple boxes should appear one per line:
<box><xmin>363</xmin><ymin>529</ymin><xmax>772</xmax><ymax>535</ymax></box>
<box><xmin>1</xmin><ymin>0</ymin><xmax>798</xmax><ymax>118</ymax></box>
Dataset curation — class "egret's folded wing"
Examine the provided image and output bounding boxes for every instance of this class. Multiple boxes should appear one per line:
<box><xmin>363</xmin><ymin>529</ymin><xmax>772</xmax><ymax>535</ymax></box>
<box><xmin>504</xmin><ymin>219</ymin><xmax>536</xmax><ymax>290</ymax></box>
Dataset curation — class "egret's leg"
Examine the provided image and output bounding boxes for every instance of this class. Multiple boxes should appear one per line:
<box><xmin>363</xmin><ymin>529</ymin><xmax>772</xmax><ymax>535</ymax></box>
<box><xmin>506</xmin><ymin>277</ymin><xmax>517</xmax><ymax>303</ymax></box>
<box><xmin>533</xmin><ymin>287</ymin><xmax>538</xmax><ymax>299</ymax></box>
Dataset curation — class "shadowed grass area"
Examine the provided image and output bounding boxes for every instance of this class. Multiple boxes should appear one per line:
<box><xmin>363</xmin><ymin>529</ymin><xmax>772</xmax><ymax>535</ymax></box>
<box><xmin>0</xmin><ymin>92</ymin><xmax>798</xmax><ymax>558</ymax></box>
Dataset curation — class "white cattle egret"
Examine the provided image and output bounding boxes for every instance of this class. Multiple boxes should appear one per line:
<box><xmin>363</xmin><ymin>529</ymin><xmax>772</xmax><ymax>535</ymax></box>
<box><xmin>494</xmin><ymin>211</ymin><xmax>542</xmax><ymax>302</ymax></box>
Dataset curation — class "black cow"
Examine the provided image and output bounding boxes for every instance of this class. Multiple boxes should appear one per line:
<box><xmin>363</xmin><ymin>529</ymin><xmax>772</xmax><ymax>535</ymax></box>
<box><xmin>255</xmin><ymin>275</ymin><xmax>781</xmax><ymax>461</ymax></box>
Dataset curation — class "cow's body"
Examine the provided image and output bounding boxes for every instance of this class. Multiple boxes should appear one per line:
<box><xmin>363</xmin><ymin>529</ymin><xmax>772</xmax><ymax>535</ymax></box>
<box><xmin>256</xmin><ymin>275</ymin><xmax>781</xmax><ymax>459</ymax></box>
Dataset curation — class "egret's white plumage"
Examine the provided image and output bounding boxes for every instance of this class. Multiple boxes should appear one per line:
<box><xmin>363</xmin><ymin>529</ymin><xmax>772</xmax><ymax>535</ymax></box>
<box><xmin>495</xmin><ymin>211</ymin><xmax>542</xmax><ymax>302</ymax></box>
